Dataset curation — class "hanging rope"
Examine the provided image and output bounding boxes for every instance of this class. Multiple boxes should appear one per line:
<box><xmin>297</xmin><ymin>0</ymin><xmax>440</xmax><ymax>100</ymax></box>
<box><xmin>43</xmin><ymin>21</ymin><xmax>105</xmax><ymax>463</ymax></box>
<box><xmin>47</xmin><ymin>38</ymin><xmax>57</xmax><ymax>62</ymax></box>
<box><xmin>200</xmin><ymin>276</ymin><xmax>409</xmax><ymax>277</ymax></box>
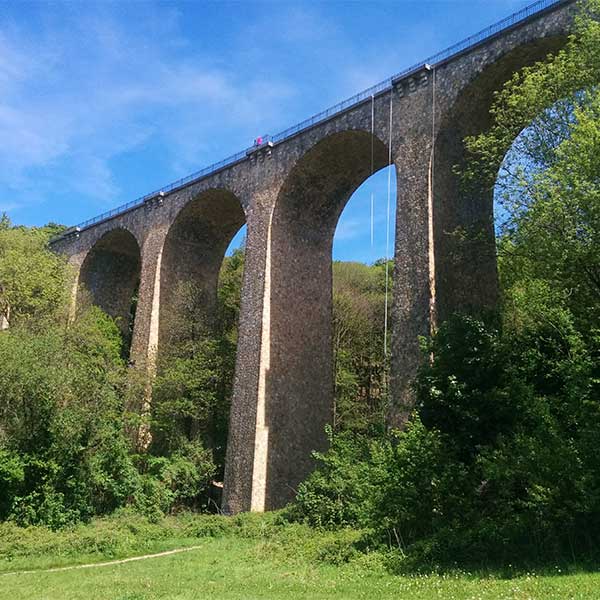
<box><xmin>370</xmin><ymin>94</ymin><xmax>375</xmax><ymax>250</ymax></box>
<box><xmin>383</xmin><ymin>91</ymin><xmax>393</xmax><ymax>361</ymax></box>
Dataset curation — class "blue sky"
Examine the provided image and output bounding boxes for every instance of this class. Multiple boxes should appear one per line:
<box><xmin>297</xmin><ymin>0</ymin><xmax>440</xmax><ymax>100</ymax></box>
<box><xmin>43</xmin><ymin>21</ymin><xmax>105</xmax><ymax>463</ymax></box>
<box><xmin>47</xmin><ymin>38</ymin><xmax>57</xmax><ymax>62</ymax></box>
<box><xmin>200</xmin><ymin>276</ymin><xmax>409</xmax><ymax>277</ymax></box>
<box><xmin>1</xmin><ymin>0</ymin><xmax>536</xmax><ymax>261</ymax></box>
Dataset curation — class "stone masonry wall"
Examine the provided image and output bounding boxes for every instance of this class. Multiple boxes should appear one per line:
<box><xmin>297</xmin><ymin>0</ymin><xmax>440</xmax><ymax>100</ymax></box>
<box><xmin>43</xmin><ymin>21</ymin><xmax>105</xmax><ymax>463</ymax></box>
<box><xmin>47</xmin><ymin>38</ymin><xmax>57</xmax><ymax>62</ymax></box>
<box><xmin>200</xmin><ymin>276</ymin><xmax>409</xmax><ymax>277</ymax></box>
<box><xmin>50</xmin><ymin>0</ymin><xmax>577</xmax><ymax>512</ymax></box>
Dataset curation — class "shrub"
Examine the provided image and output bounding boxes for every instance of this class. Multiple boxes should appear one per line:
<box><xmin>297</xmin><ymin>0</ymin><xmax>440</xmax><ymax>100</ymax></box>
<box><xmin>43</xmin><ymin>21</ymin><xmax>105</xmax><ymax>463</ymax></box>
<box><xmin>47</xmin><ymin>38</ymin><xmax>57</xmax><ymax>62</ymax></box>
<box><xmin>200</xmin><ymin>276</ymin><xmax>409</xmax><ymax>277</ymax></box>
<box><xmin>290</xmin><ymin>427</ymin><xmax>390</xmax><ymax>528</ymax></box>
<box><xmin>0</xmin><ymin>309</ymin><xmax>140</xmax><ymax>526</ymax></box>
<box><xmin>133</xmin><ymin>442</ymin><xmax>216</xmax><ymax>518</ymax></box>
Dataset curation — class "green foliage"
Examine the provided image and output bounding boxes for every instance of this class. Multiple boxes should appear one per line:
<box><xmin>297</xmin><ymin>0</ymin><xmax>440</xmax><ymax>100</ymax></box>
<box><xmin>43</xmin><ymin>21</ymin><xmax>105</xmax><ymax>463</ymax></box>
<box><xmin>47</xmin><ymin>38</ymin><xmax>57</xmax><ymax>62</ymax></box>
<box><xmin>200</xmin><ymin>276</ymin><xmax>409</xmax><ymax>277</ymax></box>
<box><xmin>374</xmin><ymin>417</ymin><xmax>469</xmax><ymax>558</ymax></box>
<box><xmin>409</xmin><ymin>312</ymin><xmax>597</xmax><ymax>564</ymax></box>
<box><xmin>464</xmin><ymin>0</ymin><xmax>600</xmax><ymax>331</ymax></box>
<box><xmin>0</xmin><ymin>511</ymin><xmax>199</xmax><ymax>568</ymax></box>
<box><xmin>463</xmin><ymin>0</ymin><xmax>600</xmax><ymax>193</ymax></box>
<box><xmin>151</xmin><ymin>273</ymin><xmax>237</xmax><ymax>479</ymax></box>
<box><xmin>0</xmin><ymin>450</ymin><xmax>24</xmax><ymax>517</ymax></box>
<box><xmin>134</xmin><ymin>442</ymin><xmax>216</xmax><ymax>518</ymax></box>
<box><xmin>0</xmin><ymin>308</ymin><xmax>139</xmax><ymax>527</ymax></box>
<box><xmin>291</xmin><ymin>426</ymin><xmax>390</xmax><ymax>528</ymax></box>
<box><xmin>332</xmin><ymin>260</ymin><xmax>391</xmax><ymax>434</ymax></box>
<box><xmin>0</xmin><ymin>222</ymin><xmax>70</xmax><ymax>327</ymax></box>
<box><xmin>0</xmin><ymin>297</ymin><xmax>218</xmax><ymax>525</ymax></box>
<box><xmin>295</xmin><ymin>306</ymin><xmax>598</xmax><ymax>566</ymax></box>
<box><xmin>0</xmin><ymin>510</ymin><xmax>370</xmax><ymax>579</ymax></box>
<box><xmin>494</xmin><ymin>91</ymin><xmax>600</xmax><ymax>330</ymax></box>
<box><xmin>0</xmin><ymin>228</ymin><xmax>245</xmax><ymax>525</ymax></box>
<box><xmin>217</xmin><ymin>247</ymin><xmax>245</xmax><ymax>338</ymax></box>
<box><xmin>152</xmin><ymin>334</ymin><xmax>223</xmax><ymax>455</ymax></box>
<box><xmin>416</xmin><ymin>316</ymin><xmax>524</xmax><ymax>459</ymax></box>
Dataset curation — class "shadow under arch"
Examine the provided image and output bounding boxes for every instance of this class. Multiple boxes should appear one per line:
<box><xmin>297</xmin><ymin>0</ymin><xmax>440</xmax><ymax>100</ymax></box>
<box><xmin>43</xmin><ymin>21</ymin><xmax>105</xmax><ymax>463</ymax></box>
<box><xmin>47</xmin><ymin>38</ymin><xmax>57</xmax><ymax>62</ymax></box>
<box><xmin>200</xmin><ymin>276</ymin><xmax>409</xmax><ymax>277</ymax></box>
<box><xmin>158</xmin><ymin>188</ymin><xmax>246</xmax><ymax>352</ymax></box>
<box><xmin>262</xmin><ymin>129</ymin><xmax>389</xmax><ymax>509</ymax></box>
<box><xmin>77</xmin><ymin>227</ymin><xmax>142</xmax><ymax>354</ymax></box>
<box><xmin>433</xmin><ymin>34</ymin><xmax>568</xmax><ymax>322</ymax></box>
<box><xmin>156</xmin><ymin>188</ymin><xmax>246</xmax><ymax>474</ymax></box>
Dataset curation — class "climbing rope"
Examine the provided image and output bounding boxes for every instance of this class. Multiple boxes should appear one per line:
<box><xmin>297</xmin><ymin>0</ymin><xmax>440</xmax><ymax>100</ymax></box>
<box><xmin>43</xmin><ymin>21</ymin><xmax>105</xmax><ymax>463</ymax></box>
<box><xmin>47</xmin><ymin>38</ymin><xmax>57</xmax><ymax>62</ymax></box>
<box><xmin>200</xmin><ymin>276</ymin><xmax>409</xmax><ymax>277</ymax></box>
<box><xmin>383</xmin><ymin>91</ymin><xmax>393</xmax><ymax>360</ymax></box>
<box><xmin>370</xmin><ymin>94</ymin><xmax>375</xmax><ymax>250</ymax></box>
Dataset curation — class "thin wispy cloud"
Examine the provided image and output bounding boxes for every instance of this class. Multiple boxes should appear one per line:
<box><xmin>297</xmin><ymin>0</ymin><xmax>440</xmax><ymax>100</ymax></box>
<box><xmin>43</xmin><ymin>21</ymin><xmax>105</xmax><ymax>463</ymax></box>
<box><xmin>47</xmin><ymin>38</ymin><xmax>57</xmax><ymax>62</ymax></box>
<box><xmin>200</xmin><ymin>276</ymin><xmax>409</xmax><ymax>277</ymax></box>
<box><xmin>0</xmin><ymin>5</ymin><xmax>296</xmax><ymax>215</ymax></box>
<box><xmin>1</xmin><ymin>0</ymin><xmax>535</xmax><ymax>265</ymax></box>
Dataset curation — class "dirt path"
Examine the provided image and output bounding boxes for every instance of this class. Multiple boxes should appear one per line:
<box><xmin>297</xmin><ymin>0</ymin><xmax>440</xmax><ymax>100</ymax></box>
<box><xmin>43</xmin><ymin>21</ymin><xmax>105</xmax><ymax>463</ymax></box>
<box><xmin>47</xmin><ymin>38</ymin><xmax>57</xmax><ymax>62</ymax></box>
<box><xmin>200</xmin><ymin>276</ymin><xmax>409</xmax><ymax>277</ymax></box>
<box><xmin>1</xmin><ymin>544</ymin><xmax>204</xmax><ymax>577</ymax></box>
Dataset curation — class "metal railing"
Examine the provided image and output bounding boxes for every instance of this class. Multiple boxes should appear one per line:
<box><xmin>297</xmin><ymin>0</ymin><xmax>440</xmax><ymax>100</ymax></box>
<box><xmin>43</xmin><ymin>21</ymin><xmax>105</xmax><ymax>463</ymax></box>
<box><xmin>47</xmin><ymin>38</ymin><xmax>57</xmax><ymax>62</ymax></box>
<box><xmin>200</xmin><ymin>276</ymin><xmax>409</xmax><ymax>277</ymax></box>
<box><xmin>53</xmin><ymin>0</ymin><xmax>569</xmax><ymax>242</ymax></box>
<box><xmin>69</xmin><ymin>139</ymin><xmax>268</xmax><ymax>232</ymax></box>
<box><xmin>270</xmin><ymin>0</ymin><xmax>567</xmax><ymax>143</ymax></box>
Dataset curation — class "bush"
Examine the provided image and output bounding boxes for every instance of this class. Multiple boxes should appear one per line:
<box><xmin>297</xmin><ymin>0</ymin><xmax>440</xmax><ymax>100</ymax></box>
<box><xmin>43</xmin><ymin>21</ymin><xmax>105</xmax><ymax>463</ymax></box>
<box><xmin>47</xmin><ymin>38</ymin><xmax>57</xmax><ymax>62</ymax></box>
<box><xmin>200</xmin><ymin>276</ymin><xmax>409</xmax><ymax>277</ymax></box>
<box><xmin>386</xmin><ymin>313</ymin><xmax>598</xmax><ymax>565</ymax></box>
<box><xmin>0</xmin><ymin>308</ymin><xmax>140</xmax><ymax>526</ymax></box>
<box><xmin>0</xmin><ymin>450</ymin><xmax>24</xmax><ymax>517</ymax></box>
<box><xmin>133</xmin><ymin>441</ymin><xmax>216</xmax><ymax>519</ymax></box>
<box><xmin>292</xmin><ymin>310</ymin><xmax>599</xmax><ymax>567</ymax></box>
<box><xmin>290</xmin><ymin>426</ymin><xmax>390</xmax><ymax>528</ymax></box>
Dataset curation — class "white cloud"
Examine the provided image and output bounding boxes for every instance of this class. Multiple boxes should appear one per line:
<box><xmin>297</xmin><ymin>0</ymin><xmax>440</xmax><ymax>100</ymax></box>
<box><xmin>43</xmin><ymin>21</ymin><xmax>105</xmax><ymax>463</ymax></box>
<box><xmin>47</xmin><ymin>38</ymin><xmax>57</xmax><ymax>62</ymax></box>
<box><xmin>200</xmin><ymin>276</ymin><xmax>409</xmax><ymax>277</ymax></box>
<box><xmin>0</xmin><ymin>201</ymin><xmax>22</xmax><ymax>213</ymax></box>
<box><xmin>334</xmin><ymin>217</ymin><xmax>366</xmax><ymax>241</ymax></box>
<box><xmin>0</xmin><ymin>5</ymin><xmax>295</xmax><ymax>214</ymax></box>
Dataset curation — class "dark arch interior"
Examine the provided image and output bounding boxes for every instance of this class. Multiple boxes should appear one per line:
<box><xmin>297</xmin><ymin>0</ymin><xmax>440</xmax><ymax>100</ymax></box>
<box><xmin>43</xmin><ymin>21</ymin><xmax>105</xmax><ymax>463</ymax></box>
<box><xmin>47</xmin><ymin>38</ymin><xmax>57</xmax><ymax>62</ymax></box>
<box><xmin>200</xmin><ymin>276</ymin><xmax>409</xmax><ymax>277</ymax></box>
<box><xmin>78</xmin><ymin>228</ymin><xmax>142</xmax><ymax>354</ymax></box>
<box><xmin>157</xmin><ymin>189</ymin><xmax>246</xmax><ymax>475</ymax></box>
<box><xmin>433</xmin><ymin>35</ymin><xmax>568</xmax><ymax>321</ymax></box>
<box><xmin>263</xmin><ymin>129</ymin><xmax>389</xmax><ymax>509</ymax></box>
<box><xmin>159</xmin><ymin>189</ymin><xmax>246</xmax><ymax>352</ymax></box>
<box><xmin>276</xmin><ymin>130</ymin><xmax>389</xmax><ymax>239</ymax></box>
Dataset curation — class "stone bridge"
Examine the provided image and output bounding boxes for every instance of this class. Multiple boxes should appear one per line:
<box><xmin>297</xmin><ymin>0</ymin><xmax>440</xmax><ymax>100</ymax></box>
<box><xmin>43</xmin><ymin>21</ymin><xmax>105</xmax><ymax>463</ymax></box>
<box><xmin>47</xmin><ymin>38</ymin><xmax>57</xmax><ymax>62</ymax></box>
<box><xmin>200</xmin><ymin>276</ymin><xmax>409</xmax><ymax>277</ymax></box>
<box><xmin>50</xmin><ymin>0</ymin><xmax>576</xmax><ymax>513</ymax></box>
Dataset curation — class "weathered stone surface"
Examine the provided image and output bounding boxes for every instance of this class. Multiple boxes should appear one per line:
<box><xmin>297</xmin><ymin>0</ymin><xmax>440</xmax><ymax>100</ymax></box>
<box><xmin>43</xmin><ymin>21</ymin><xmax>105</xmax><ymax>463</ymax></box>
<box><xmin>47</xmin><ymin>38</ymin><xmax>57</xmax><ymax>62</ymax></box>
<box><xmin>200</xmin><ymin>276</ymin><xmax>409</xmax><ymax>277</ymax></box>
<box><xmin>77</xmin><ymin>228</ymin><xmax>141</xmax><ymax>339</ymax></box>
<box><xmin>50</xmin><ymin>1</ymin><xmax>576</xmax><ymax>513</ymax></box>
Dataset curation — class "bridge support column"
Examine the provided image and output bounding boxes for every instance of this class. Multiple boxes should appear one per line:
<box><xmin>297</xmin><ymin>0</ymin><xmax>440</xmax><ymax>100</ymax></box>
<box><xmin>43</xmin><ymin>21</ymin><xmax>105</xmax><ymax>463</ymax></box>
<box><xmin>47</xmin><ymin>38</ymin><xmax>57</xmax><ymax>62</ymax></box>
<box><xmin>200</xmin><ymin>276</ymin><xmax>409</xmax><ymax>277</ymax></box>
<box><xmin>222</xmin><ymin>198</ymin><xmax>274</xmax><ymax>514</ymax></box>
<box><xmin>389</xmin><ymin>70</ymin><xmax>501</xmax><ymax>424</ymax></box>
<box><xmin>432</xmin><ymin>113</ymin><xmax>499</xmax><ymax>324</ymax></box>
<box><xmin>128</xmin><ymin>228</ymin><xmax>166</xmax><ymax>450</ymax></box>
<box><xmin>390</xmin><ymin>127</ymin><xmax>436</xmax><ymax>426</ymax></box>
<box><xmin>129</xmin><ymin>230</ymin><xmax>165</xmax><ymax>369</ymax></box>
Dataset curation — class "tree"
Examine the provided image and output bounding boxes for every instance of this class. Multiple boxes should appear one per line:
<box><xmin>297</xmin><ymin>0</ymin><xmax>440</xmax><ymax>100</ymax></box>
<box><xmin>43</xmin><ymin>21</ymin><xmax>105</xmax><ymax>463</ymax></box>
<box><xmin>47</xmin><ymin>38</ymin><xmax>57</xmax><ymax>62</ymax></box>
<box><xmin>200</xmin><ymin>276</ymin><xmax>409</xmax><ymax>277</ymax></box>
<box><xmin>463</xmin><ymin>0</ymin><xmax>600</xmax><ymax>331</ymax></box>
<box><xmin>150</xmin><ymin>249</ymin><xmax>244</xmax><ymax>480</ymax></box>
<box><xmin>0</xmin><ymin>213</ymin><xmax>10</xmax><ymax>230</ymax></box>
<box><xmin>0</xmin><ymin>225</ymin><xmax>70</xmax><ymax>328</ymax></box>
<box><xmin>0</xmin><ymin>307</ymin><xmax>139</xmax><ymax>527</ymax></box>
<box><xmin>331</xmin><ymin>261</ymin><xmax>391</xmax><ymax>434</ymax></box>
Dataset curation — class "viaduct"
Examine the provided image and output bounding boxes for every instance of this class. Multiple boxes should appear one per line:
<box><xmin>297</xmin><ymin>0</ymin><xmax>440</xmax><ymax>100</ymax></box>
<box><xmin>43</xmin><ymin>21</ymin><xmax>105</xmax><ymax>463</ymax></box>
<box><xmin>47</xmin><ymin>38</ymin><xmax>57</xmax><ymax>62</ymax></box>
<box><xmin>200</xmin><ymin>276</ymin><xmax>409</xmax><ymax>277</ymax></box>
<box><xmin>50</xmin><ymin>0</ymin><xmax>577</xmax><ymax>514</ymax></box>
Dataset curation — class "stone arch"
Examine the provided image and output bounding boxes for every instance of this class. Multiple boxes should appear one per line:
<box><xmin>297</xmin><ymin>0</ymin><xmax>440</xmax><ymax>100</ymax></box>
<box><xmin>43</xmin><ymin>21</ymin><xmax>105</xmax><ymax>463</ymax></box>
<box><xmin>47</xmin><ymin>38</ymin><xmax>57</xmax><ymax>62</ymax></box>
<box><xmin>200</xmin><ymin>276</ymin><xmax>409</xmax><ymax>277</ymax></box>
<box><xmin>259</xmin><ymin>129</ymin><xmax>389</xmax><ymax>509</ymax></box>
<box><xmin>432</xmin><ymin>34</ymin><xmax>568</xmax><ymax>322</ymax></box>
<box><xmin>78</xmin><ymin>227</ymin><xmax>142</xmax><ymax>348</ymax></box>
<box><xmin>155</xmin><ymin>188</ymin><xmax>246</xmax><ymax>479</ymax></box>
<box><xmin>158</xmin><ymin>188</ymin><xmax>246</xmax><ymax>354</ymax></box>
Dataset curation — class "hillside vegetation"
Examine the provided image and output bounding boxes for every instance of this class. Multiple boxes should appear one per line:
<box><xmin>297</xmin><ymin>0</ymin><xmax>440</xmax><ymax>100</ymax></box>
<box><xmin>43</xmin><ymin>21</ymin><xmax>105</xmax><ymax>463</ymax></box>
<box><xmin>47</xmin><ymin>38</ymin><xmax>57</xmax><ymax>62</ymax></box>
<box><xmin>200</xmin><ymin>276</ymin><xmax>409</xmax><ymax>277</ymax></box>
<box><xmin>0</xmin><ymin>0</ymin><xmax>598</xmax><ymax>585</ymax></box>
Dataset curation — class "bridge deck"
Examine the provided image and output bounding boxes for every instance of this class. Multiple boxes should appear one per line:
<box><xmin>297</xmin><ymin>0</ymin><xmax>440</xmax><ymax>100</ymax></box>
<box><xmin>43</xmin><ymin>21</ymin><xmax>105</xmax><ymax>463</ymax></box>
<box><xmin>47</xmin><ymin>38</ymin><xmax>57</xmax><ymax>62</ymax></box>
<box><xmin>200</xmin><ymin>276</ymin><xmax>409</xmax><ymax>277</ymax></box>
<box><xmin>50</xmin><ymin>0</ymin><xmax>570</xmax><ymax>243</ymax></box>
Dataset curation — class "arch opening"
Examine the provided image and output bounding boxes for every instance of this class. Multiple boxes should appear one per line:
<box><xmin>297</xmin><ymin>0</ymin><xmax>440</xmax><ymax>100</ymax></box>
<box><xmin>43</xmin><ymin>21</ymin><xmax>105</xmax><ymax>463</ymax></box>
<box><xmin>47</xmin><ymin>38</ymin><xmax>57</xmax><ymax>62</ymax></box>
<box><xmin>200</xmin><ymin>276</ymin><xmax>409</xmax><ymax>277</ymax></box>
<box><xmin>331</xmin><ymin>166</ymin><xmax>397</xmax><ymax>435</ymax></box>
<box><xmin>262</xmin><ymin>129</ymin><xmax>390</xmax><ymax>509</ymax></box>
<box><xmin>433</xmin><ymin>35</ymin><xmax>568</xmax><ymax>322</ymax></box>
<box><xmin>154</xmin><ymin>189</ymin><xmax>246</xmax><ymax>484</ymax></box>
<box><xmin>77</xmin><ymin>228</ymin><xmax>141</xmax><ymax>357</ymax></box>
<box><xmin>494</xmin><ymin>93</ymin><xmax>583</xmax><ymax>236</ymax></box>
<box><xmin>491</xmin><ymin>85</ymin><xmax>600</xmax><ymax>326</ymax></box>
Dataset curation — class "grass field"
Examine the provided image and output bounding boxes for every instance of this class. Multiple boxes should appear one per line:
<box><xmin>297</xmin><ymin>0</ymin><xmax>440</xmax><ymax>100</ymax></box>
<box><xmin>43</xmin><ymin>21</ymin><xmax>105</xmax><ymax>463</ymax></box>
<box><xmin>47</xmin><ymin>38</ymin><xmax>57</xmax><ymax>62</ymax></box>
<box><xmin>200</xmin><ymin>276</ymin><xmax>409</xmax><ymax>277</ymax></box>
<box><xmin>1</xmin><ymin>513</ymin><xmax>599</xmax><ymax>599</ymax></box>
